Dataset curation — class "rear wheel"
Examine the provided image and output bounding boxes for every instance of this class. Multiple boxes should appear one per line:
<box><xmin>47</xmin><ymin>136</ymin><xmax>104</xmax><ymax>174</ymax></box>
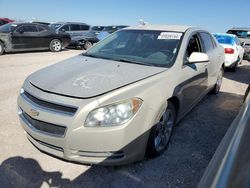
<box><xmin>0</xmin><ymin>42</ymin><xmax>4</xmax><ymax>55</ymax></box>
<box><xmin>211</xmin><ymin>67</ymin><xmax>224</xmax><ymax>94</ymax></box>
<box><xmin>50</xmin><ymin>39</ymin><xmax>62</xmax><ymax>52</ymax></box>
<box><xmin>146</xmin><ymin>102</ymin><xmax>176</xmax><ymax>158</ymax></box>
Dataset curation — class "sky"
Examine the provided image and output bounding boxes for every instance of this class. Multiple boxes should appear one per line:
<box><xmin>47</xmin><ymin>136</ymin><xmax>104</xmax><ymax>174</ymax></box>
<box><xmin>0</xmin><ymin>0</ymin><xmax>250</xmax><ymax>33</ymax></box>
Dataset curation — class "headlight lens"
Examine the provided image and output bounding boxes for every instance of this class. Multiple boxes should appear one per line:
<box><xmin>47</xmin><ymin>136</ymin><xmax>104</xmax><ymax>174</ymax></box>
<box><xmin>85</xmin><ymin>98</ymin><xmax>142</xmax><ymax>127</ymax></box>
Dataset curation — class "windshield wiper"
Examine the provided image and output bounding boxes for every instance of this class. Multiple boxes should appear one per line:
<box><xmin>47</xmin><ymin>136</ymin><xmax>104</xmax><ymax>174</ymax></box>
<box><xmin>115</xmin><ymin>58</ymin><xmax>153</xmax><ymax>66</ymax></box>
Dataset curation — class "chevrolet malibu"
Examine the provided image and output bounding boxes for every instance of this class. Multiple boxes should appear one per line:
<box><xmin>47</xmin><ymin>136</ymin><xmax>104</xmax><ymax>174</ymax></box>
<box><xmin>17</xmin><ymin>25</ymin><xmax>225</xmax><ymax>165</ymax></box>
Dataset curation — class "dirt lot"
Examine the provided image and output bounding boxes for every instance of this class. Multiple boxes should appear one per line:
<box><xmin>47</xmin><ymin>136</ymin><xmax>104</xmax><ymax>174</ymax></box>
<box><xmin>0</xmin><ymin>50</ymin><xmax>249</xmax><ymax>188</ymax></box>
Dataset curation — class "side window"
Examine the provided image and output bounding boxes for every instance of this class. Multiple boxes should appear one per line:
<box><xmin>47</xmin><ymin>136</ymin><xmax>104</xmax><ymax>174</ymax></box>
<box><xmin>80</xmin><ymin>25</ymin><xmax>90</xmax><ymax>30</ymax></box>
<box><xmin>70</xmin><ymin>24</ymin><xmax>81</xmax><ymax>31</ymax></box>
<box><xmin>185</xmin><ymin>34</ymin><xmax>202</xmax><ymax>58</ymax></box>
<box><xmin>200</xmin><ymin>32</ymin><xmax>215</xmax><ymax>52</ymax></box>
<box><xmin>59</xmin><ymin>25</ymin><xmax>70</xmax><ymax>31</ymax></box>
<box><xmin>17</xmin><ymin>25</ymin><xmax>38</xmax><ymax>32</ymax></box>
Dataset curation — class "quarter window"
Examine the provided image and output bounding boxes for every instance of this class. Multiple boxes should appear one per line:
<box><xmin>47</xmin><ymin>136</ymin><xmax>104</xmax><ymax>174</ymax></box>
<box><xmin>37</xmin><ymin>25</ymin><xmax>47</xmax><ymax>32</ymax></box>
<box><xmin>200</xmin><ymin>32</ymin><xmax>215</xmax><ymax>52</ymax></box>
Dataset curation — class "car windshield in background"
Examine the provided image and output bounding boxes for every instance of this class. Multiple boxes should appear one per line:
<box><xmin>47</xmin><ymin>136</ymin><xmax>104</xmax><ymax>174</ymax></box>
<box><xmin>49</xmin><ymin>23</ymin><xmax>62</xmax><ymax>30</ymax></box>
<box><xmin>213</xmin><ymin>35</ymin><xmax>234</xmax><ymax>45</ymax></box>
<box><xmin>0</xmin><ymin>23</ymin><xmax>17</xmax><ymax>33</ymax></box>
<box><xmin>85</xmin><ymin>30</ymin><xmax>183</xmax><ymax>67</ymax></box>
<box><xmin>102</xmin><ymin>26</ymin><xmax>114</xmax><ymax>31</ymax></box>
<box><xmin>91</xmin><ymin>26</ymin><xmax>104</xmax><ymax>31</ymax></box>
<box><xmin>227</xmin><ymin>30</ymin><xmax>250</xmax><ymax>38</ymax></box>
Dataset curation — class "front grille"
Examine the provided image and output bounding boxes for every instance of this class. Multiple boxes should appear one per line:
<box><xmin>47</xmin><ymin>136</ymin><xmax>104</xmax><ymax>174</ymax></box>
<box><xmin>22</xmin><ymin>91</ymin><xmax>77</xmax><ymax>116</ymax></box>
<box><xmin>21</xmin><ymin>110</ymin><xmax>66</xmax><ymax>137</ymax></box>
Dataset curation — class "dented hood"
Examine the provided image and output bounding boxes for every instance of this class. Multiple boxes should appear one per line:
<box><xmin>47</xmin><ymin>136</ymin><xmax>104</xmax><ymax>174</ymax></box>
<box><xmin>29</xmin><ymin>55</ymin><xmax>166</xmax><ymax>98</ymax></box>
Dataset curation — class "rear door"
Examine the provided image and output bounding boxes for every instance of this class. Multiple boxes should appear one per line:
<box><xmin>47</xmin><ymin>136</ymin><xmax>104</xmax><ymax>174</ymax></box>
<box><xmin>199</xmin><ymin>32</ymin><xmax>221</xmax><ymax>87</ymax></box>
<box><xmin>69</xmin><ymin>24</ymin><xmax>81</xmax><ymax>37</ymax></box>
<box><xmin>36</xmin><ymin>25</ymin><xmax>52</xmax><ymax>48</ymax></box>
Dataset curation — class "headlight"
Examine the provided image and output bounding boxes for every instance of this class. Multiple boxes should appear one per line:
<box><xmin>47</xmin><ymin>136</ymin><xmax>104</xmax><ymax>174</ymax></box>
<box><xmin>85</xmin><ymin>98</ymin><xmax>142</xmax><ymax>127</ymax></box>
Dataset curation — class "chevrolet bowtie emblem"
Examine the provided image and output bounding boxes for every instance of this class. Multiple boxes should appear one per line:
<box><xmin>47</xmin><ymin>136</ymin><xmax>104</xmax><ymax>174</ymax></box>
<box><xmin>29</xmin><ymin>109</ymin><xmax>39</xmax><ymax>117</ymax></box>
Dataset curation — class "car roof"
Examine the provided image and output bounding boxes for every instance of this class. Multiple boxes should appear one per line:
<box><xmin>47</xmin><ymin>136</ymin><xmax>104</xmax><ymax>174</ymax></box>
<box><xmin>123</xmin><ymin>24</ymin><xmax>199</xmax><ymax>32</ymax></box>
<box><xmin>228</xmin><ymin>27</ymin><xmax>250</xmax><ymax>31</ymax></box>
<box><xmin>52</xmin><ymin>22</ymin><xmax>89</xmax><ymax>25</ymax></box>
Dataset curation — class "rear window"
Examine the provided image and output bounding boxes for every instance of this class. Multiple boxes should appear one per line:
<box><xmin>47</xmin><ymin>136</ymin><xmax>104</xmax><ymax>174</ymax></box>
<box><xmin>227</xmin><ymin>30</ymin><xmax>250</xmax><ymax>38</ymax></box>
<box><xmin>213</xmin><ymin>35</ymin><xmax>234</xmax><ymax>45</ymax></box>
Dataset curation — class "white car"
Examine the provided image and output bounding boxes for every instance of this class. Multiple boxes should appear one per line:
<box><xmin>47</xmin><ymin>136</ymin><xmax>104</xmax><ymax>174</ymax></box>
<box><xmin>213</xmin><ymin>33</ymin><xmax>244</xmax><ymax>71</ymax></box>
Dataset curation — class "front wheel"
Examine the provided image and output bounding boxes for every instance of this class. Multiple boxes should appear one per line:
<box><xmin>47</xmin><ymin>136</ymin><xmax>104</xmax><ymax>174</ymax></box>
<box><xmin>146</xmin><ymin>102</ymin><xmax>176</xmax><ymax>158</ymax></box>
<box><xmin>50</xmin><ymin>39</ymin><xmax>62</xmax><ymax>52</ymax></box>
<box><xmin>211</xmin><ymin>67</ymin><xmax>224</xmax><ymax>94</ymax></box>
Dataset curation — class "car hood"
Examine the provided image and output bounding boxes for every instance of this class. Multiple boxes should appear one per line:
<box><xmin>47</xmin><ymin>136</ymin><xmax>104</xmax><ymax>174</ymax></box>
<box><xmin>28</xmin><ymin>55</ymin><xmax>166</xmax><ymax>98</ymax></box>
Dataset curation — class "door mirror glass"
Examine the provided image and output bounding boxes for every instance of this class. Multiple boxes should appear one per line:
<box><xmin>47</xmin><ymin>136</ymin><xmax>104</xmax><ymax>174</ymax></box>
<box><xmin>188</xmin><ymin>52</ymin><xmax>209</xmax><ymax>63</ymax></box>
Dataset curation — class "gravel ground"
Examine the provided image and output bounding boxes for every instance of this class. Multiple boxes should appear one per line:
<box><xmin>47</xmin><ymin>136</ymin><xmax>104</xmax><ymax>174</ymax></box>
<box><xmin>0</xmin><ymin>50</ymin><xmax>249</xmax><ymax>188</ymax></box>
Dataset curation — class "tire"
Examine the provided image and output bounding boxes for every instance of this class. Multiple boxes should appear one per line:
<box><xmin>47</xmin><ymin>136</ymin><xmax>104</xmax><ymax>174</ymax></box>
<box><xmin>0</xmin><ymin>42</ymin><xmax>4</xmax><ymax>55</ymax></box>
<box><xmin>146</xmin><ymin>102</ymin><xmax>176</xmax><ymax>158</ymax></box>
<box><xmin>211</xmin><ymin>67</ymin><xmax>224</xmax><ymax>94</ymax></box>
<box><xmin>84</xmin><ymin>41</ymin><xmax>92</xmax><ymax>50</ymax></box>
<box><xmin>50</xmin><ymin>39</ymin><xmax>62</xmax><ymax>52</ymax></box>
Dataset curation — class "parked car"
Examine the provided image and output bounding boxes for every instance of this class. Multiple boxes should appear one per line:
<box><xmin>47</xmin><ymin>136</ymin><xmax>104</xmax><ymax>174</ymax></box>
<box><xmin>102</xmin><ymin>25</ymin><xmax>129</xmax><ymax>33</ymax></box>
<box><xmin>227</xmin><ymin>28</ymin><xmax>250</xmax><ymax>60</ymax></box>
<box><xmin>213</xmin><ymin>33</ymin><xmax>244</xmax><ymax>71</ymax></box>
<box><xmin>198</xmin><ymin>84</ymin><xmax>250</xmax><ymax>188</ymax></box>
<box><xmin>0</xmin><ymin>23</ymin><xmax>71</xmax><ymax>55</ymax></box>
<box><xmin>18</xmin><ymin>25</ymin><xmax>225</xmax><ymax>165</ymax></box>
<box><xmin>49</xmin><ymin>22</ymin><xmax>90</xmax><ymax>38</ymax></box>
<box><xmin>0</xmin><ymin>18</ymin><xmax>14</xmax><ymax>26</ymax></box>
<box><xmin>91</xmin><ymin>25</ymin><xmax>105</xmax><ymax>32</ymax></box>
<box><xmin>68</xmin><ymin>30</ymin><xmax>100</xmax><ymax>50</ymax></box>
<box><xmin>69</xmin><ymin>25</ymin><xmax>128</xmax><ymax>50</ymax></box>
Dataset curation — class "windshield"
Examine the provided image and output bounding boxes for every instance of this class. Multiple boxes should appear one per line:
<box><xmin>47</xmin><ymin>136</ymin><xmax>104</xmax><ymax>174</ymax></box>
<box><xmin>49</xmin><ymin>23</ymin><xmax>62</xmax><ymax>30</ymax></box>
<box><xmin>91</xmin><ymin>26</ymin><xmax>104</xmax><ymax>31</ymax></box>
<box><xmin>213</xmin><ymin>34</ymin><xmax>234</xmax><ymax>45</ymax></box>
<box><xmin>0</xmin><ymin>23</ymin><xmax>17</xmax><ymax>33</ymax></box>
<box><xmin>103</xmin><ymin>26</ymin><xmax>114</xmax><ymax>31</ymax></box>
<box><xmin>85</xmin><ymin>30</ymin><xmax>183</xmax><ymax>67</ymax></box>
<box><xmin>227</xmin><ymin>30</ymin><xmax>250</xmax><ymax>38</ymax></box>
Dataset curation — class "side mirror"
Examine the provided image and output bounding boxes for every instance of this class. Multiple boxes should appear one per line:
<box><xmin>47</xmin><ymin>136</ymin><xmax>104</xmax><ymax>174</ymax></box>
<box><xmin>241</xmin><ymin>42</ymin><xmax>245</xmax><ymax>47</ymax></box>
<box><xmin>61</xmin><ymin>28</ymin><xmax>65</xmax><ymax>32</ymax></box>
<box><xmin>187</xmin><ymin>52</ymin><xmax>209</xmax><ymax>64</ymax></box>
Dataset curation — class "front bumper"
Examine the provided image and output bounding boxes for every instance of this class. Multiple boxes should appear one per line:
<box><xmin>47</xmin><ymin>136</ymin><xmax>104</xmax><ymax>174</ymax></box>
<box><xmin>17</xmin><ymin>83</ymin><xmax>152</xmax><ymax>165</ymax></box>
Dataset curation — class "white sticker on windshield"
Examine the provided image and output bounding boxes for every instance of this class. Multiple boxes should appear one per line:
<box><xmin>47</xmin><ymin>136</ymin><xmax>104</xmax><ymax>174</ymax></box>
<box><xmin>158</xmin><ymin>32</ymin><xmax>182</xmax><ymax>40</ymax></box>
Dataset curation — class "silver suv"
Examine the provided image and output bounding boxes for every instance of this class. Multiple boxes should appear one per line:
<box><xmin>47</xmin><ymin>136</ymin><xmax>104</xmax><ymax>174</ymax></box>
<box><xmin>227</xmin><ymin>28</ymin><xmax>250</xmax><ymax>60</ymax></box>
<box><xmin>49</xmin><ymin>22</ymin><xmax>90</xmax><ymax>37</ymax></box>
